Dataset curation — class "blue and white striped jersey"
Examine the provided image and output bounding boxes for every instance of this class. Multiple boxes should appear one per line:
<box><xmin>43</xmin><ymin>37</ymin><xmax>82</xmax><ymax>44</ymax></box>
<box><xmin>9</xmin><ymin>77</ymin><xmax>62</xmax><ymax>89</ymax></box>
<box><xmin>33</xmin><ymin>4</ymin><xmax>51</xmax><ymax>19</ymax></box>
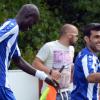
<box><xmin>0</xmin><ymin>19</ymin><xmax>21</xmax><ymax>88</ymax></box>
<box><xmin>71</xmin><ymin>47</ymin><xmax>100</xmax><ymax>100</ymax></box>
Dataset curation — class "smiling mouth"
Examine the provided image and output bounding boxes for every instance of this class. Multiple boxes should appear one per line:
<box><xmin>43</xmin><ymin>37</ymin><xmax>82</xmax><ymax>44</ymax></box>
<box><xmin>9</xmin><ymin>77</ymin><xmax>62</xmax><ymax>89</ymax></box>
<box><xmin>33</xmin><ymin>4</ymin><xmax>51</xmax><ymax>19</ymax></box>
<box><xmin>96</xmin><ymin>44</ymin><xmax>100</xmax><ymax>46</ymax></box>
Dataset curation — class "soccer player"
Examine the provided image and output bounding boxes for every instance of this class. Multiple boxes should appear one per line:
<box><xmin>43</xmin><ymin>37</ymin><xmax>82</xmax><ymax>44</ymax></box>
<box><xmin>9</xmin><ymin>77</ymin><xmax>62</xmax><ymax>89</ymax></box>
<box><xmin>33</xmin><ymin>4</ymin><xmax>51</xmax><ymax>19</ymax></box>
<box><xmin>71</xmin><ymin>23</ymin><xmax>100</xmax><ymax>100</ymax></box>
<box><xmin>0</xmin><ymin>4</ymin><xmax>58</xmax><ymax>100</ymax></box>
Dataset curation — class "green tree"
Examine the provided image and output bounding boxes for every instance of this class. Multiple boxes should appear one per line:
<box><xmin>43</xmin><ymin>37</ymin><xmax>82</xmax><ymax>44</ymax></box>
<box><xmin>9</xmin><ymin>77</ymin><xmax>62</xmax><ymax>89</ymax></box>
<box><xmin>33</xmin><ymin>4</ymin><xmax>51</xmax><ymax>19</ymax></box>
<box><xmin>45</xmin><ymin>0</ymin><xmax>100</xmax><ymax>52</ymax></box>
<box><xmin>1</xmin><ymin>0</ymin><xmax>100</xmax><ymax>69</ymax></box>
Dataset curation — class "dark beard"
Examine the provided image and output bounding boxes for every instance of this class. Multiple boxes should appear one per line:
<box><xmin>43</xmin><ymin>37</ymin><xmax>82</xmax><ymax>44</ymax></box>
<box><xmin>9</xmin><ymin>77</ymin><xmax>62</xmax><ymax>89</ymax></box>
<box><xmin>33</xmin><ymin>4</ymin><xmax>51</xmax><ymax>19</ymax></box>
<box><xmin>70</xmin><ymin>41</ymin><xmax>75</xmax><ymax>46</ymax></box>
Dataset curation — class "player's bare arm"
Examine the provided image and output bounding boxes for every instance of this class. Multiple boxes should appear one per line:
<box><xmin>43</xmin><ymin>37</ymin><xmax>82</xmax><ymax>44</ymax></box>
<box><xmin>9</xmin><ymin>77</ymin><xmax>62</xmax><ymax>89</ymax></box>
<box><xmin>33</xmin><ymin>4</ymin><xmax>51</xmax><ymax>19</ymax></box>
<box><xmin>13</xmin><ymin>56</ymin><xmax>59</xmax><ymax>89</ymax></box>
<box><xmin>33</xmin><ymin>57</ymin><xmax>61</xmax><ymax>80</ymax></box>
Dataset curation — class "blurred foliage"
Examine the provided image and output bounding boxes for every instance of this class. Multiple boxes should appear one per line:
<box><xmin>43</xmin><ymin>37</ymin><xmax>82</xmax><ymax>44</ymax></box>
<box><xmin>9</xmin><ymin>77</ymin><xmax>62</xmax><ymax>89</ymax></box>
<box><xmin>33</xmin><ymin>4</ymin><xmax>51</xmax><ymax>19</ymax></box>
<box><xmin>45</xmin><ymin>0</ymin><xmax>100</xmax><ymax>55</ymax></box>
<box><xmin>0</xmin><ymin>0</ymin><xmax>100</xmax><ymax>69</ymax></box>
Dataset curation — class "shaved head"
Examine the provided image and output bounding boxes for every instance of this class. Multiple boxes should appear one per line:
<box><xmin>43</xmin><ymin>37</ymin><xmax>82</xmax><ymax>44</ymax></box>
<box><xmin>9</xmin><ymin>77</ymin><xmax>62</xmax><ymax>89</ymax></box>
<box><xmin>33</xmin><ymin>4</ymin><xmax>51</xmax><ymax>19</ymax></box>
<box><xmin>60</xmin><ymin>24</ymin><xmax>78</xmax><ymax>36</ymax></box>
<box><xmin>59</xmin><ymin>24</ymin><xmax>78</xmax><ymax>46</ymax></box>
<box><xmin>17</xmin><ymin>4</ymin><xmax>39</xmax><ymax>18</ymax></box>
<box><xmin>16</xmin><ymin>4</ymin><xmax>40</xmax><ymax>31</ymax></box>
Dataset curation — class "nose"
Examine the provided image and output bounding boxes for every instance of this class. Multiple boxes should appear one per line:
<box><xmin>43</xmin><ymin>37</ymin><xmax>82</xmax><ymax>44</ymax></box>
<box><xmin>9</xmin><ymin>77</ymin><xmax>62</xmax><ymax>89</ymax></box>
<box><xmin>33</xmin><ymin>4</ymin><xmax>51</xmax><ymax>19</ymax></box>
<box><xmin>97</xmin><ymin>37</ymin><xmax>100</xmax><ymax>42</ymax></box>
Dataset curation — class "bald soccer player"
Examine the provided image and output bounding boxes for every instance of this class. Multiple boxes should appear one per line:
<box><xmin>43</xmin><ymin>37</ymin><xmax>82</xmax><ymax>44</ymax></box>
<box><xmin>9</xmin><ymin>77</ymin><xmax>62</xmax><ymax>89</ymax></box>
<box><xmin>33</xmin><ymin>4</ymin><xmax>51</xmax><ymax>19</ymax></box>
<box><xmin>0</xmin><ymin>4</ymin><xmax>58</xmax><ymax>100</ymax></box>
<box><xmin>33</xmin><ymin>24</ymin><xmax>79</xmax><ymax>100</ymax></box>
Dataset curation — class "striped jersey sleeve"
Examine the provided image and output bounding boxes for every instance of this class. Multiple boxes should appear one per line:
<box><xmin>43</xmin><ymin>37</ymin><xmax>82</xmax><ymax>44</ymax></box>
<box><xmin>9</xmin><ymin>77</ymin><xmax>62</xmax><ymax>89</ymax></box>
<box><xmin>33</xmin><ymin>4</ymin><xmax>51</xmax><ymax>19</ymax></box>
<box><xmin>0</xmin><ymin>19</ymin><xmax>17</xmax><ymax>42</ymax></box>
<box><xmin>12</xmin><ymin>43</ymin><xmax>21</xmax><ymax>58</ymax></box>
<box><xmin>81</xmin><ymin>54</ymin><xmax>97</xmax><ymax>78</ymax></box>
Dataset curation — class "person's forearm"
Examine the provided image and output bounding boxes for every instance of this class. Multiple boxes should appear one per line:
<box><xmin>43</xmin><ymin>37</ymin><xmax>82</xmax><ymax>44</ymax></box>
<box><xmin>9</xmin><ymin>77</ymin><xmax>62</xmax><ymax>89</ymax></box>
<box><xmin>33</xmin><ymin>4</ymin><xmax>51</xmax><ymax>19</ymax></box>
<box><xmin>70</xmin><ymin>64</ymin><xmax>74</xmax><ymax>82</ymax></box>
<box><xmin>13</xmin><ymin>57</ymin><xmax>59</xmax><ymax>89</ymax></box>
<box><xmin>13</xmin><ymin>57</ymin><xmax>50</xmax><ymax>80</ymax></box>
<box><xmin>33</xmin><ymin>58</ymin><xmax>51</xmax><ymax>74</ymax></box>
<box><xmin>13</xmin><ymin>56</ymin><xmax>36</xmax><ymax>76</ymax></box>
<box><xmin>87</xmin><ymin>73</ymin><xmax>100</xmax><ymax>83</ymax></box>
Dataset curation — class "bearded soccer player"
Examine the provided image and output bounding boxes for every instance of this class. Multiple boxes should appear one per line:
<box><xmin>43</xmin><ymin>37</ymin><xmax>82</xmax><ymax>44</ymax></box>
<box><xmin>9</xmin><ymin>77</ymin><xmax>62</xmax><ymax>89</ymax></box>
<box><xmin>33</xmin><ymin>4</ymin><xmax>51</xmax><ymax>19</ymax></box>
<box><xmin>71</xmin><ymin>23</ymin><xmax>100</xmax><ymax>100</ymax></box>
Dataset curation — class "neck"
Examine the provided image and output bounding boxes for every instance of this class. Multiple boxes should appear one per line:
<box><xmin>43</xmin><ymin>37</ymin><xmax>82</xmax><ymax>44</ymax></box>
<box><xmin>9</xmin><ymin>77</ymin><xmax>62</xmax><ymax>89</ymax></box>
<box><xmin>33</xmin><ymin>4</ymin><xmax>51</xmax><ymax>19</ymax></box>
<box><xmin>86</xmin><ymin>45</ymin><xmax>97</xmax><ymax>55</ymax></box>
<box><xmin>15</xmin><ymin>16</ymin><xmax>21</xmax><ymax>30</ymax></box>
<box><xmin>58</xmin><ymin>39</ymin><xmax>69</xmax><ymax>47</ymax></box>
<box><xmin>15</xmin><ymin>16</ymin><xmax>19</xmax><ymax>24</ymax></box>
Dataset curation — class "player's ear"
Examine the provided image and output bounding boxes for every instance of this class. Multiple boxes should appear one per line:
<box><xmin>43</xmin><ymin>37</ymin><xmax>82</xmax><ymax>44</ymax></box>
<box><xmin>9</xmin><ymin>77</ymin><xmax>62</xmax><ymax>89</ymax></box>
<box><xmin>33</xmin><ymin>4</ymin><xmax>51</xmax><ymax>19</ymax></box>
<box><xmin>84</xmin><ymin>36</ymin><xmax>89</xmax><ymax>43</ymax></box>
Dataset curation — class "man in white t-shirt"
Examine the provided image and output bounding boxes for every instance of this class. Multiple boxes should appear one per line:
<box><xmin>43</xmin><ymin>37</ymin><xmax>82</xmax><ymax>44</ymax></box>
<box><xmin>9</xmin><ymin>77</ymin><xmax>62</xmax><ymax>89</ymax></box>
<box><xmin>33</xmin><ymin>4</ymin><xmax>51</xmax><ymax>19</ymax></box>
<box><xmin>33</xmin><ymin>24</ymin><xmax>78</xmax><ymax>100</ymax></box>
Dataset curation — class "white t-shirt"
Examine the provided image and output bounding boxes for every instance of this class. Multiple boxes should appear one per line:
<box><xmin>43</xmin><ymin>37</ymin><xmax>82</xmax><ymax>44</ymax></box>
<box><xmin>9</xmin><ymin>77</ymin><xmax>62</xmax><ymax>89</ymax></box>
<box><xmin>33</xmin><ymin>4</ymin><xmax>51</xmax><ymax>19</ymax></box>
<box><xmin>36</xmin><ymin>40</ymin><xmax>74</xmax><ymax>91</ymax></box>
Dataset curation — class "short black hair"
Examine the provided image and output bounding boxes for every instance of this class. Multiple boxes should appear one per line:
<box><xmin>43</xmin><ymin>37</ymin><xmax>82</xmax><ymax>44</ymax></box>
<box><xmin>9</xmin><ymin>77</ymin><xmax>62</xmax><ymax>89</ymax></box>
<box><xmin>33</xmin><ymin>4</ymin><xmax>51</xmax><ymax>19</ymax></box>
<box><xmin>83</xmin><ymin>23</ymin><xmax>100</xmax><ymax>37</ymax></box>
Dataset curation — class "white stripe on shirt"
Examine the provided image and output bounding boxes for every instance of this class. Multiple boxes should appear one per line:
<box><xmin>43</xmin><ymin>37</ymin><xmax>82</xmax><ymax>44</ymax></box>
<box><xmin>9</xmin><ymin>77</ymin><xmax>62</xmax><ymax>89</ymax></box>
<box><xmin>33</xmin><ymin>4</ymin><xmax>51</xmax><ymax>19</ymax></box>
<box><xmin>0</xmin><ymin>21</ymin><xmax>10</xmax><ymax>30</ymax></box>
<box><xmin>5</xmin><ymin>25</ymin><xmax>18</xmax><ymax>88</ymax></box>
<box><xmin>0</xmin><ymin>25</ymin><xmax>17</xmax><ymax>42</ymax></box>
<box><xmin>82</xmin><ymin>55</ymin><xmax>89</xmax><ymax>78</ymax></box>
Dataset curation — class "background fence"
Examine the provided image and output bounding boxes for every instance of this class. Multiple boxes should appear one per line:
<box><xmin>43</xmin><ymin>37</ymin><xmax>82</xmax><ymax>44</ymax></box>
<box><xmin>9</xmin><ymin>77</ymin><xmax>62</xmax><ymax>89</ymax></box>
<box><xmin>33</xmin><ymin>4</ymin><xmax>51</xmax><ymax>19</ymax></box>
<box><xmin>8</xmin><ymin>70</ymin><xmax>39</xmax><ymax>100</ymax></box>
